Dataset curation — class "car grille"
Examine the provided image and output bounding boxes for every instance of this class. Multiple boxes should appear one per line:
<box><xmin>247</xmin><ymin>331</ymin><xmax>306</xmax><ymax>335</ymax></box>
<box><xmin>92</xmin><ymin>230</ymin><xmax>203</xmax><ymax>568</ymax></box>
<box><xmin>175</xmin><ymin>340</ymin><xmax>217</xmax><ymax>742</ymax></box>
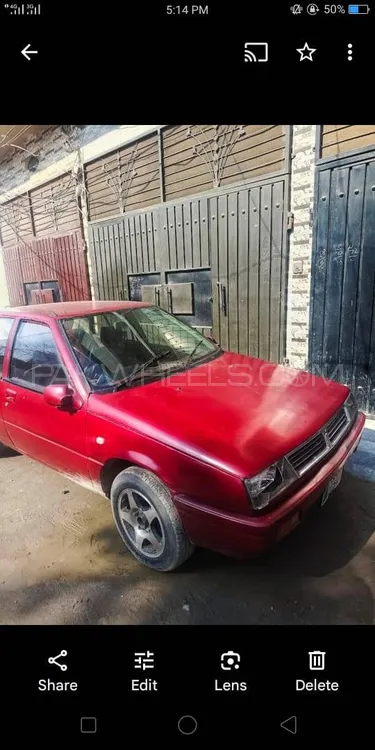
<box><xmin>287</xmin><ymin>404</ymin><xmax>352</xmax><ymax>477</ymax></box>
<box><xmin>326</xmin><ymin>407</ymin><xmax>348</xmax><ymax>445</ymax></box>
<box><xmin>287</xmin><ymin>431</ymin><xmax>327</xmax><ymax>474</ymax></box>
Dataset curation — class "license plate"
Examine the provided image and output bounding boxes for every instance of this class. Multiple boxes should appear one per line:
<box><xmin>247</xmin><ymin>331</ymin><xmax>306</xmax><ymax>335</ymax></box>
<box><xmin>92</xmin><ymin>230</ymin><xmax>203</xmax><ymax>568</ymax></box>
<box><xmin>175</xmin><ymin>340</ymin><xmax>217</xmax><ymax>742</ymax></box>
<box><xmin>320</xmin><ymin>468</ymin><xmax>343</xmax><ymax>507</ymax></box>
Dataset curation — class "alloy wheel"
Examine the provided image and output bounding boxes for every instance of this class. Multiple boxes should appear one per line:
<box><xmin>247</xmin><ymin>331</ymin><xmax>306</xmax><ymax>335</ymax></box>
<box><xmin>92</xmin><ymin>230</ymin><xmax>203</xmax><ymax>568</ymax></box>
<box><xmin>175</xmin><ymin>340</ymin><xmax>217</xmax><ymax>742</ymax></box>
<box><xmin>117</xmin><ymin>488</ymin><xmax>165</xmax><ymax>558</ymax></box>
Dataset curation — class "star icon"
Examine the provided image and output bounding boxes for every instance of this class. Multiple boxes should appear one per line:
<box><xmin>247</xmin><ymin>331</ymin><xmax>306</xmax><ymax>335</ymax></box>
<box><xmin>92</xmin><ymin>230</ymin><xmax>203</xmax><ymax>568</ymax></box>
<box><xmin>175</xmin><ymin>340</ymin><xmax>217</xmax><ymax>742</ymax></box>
<box><xmin>296</xmin><ymin>42</ymin><xmax>316</xmax><ymax>61</ymax></box>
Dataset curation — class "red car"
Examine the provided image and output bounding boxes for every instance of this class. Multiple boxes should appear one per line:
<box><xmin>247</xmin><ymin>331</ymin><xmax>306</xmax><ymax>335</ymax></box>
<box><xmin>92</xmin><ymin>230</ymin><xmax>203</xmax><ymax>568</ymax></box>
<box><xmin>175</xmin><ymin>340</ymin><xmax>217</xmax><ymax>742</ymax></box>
<box><xmin>0</xmin><ymin>301</ymin><xmax>365</xmax><ymax>571</ymax></box>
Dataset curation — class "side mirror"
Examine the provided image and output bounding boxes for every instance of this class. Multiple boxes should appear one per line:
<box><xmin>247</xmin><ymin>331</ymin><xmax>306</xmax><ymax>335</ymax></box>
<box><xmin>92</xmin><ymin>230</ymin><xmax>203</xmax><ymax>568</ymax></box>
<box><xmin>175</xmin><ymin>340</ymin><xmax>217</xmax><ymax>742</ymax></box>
<box><xmin>43</xmin><ymin>384</ymin><xmax>81</xmax><ymax>412</ymax></box>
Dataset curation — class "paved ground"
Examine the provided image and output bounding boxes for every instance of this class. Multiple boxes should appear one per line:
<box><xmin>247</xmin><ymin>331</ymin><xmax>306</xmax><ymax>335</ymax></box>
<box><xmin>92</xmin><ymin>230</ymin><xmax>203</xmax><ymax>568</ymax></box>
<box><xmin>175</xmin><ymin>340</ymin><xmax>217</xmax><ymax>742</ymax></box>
<box><xmin>1</xmin><ymin>424</ymin><xmax>375</xmax><ymax>625</ymax></box>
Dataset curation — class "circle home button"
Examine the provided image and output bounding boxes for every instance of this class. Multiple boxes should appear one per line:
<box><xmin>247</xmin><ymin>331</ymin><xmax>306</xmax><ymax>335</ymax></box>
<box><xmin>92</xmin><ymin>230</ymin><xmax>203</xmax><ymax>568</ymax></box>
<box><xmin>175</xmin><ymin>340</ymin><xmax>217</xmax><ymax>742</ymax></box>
<box><xmin>178</xmin><ymin>715</ymin><xmax>198</xmax><ymax>735</ymax></box>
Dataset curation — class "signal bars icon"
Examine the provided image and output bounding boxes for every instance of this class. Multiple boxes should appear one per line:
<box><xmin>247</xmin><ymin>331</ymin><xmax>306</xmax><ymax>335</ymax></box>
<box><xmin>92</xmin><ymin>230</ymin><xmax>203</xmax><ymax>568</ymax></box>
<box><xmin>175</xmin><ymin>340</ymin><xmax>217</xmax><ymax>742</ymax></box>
<box><xmin>244</xmin><ymin>43</ymin><xmax>269</xmax><ymax>63</ymax></box>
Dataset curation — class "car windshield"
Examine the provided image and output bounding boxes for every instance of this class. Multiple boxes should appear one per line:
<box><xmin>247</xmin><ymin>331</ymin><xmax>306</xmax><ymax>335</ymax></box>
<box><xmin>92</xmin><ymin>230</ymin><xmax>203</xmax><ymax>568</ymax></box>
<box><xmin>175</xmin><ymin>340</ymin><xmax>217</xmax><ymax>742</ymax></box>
<box><xmin>61</xmin><ymin>306</ymin><xmax>219</xmax><ymax>392</ymax></box>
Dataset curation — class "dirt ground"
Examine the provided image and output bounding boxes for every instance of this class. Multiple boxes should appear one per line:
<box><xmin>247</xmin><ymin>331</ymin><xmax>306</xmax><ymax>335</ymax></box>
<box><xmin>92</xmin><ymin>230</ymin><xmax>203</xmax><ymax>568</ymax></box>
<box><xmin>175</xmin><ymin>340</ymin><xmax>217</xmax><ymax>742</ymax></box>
<box><xmin>1</xmin><ymin>443</ymin><xmax>375</xmax><ymax>625</ymax></box>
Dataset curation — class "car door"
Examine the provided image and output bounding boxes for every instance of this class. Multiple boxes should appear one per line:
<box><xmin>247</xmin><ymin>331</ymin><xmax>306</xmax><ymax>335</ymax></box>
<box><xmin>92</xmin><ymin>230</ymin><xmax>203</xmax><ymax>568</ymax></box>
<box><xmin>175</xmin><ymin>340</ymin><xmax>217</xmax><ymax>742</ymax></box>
<box><xmin>2</xmin><ymin>318</ymin><xmax>91</xmax><ymax>482</ymax></box>
<box><xmin>0</xmin><ymin>316</ymin><xmax>15</xmax><ymax>446</ymax></box>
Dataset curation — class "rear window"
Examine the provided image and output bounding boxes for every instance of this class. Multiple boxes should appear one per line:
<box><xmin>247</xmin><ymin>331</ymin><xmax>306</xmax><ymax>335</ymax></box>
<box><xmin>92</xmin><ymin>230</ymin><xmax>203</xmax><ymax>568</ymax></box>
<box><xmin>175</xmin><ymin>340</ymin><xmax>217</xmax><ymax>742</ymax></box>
<box><xmin>0</xmin><ymin>318</ymin><xmax>14</xmax><ymax>376</ymax></box>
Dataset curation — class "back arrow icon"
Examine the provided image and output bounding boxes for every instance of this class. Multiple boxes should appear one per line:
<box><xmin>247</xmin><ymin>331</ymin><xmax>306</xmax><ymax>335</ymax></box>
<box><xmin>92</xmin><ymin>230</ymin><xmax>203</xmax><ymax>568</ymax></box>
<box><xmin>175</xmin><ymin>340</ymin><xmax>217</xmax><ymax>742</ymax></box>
<box><xmin>21</xmin><ymin>44</ymin><xmax>38</xmax><ymax>61</ymax></box>
<box><xmin>280</xmin><ymin>716</ymin><xmax>297</xmax><ymax>734</ymax></box>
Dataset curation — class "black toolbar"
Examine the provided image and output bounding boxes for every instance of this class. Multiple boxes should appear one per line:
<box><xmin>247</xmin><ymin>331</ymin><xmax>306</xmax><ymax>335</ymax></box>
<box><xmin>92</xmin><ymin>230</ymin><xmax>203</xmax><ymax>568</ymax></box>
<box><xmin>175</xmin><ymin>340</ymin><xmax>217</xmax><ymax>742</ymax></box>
<box><xmin>3</xmin><ymin>625</ymin><xmax>371</xmax><ymax>740</ymax></box>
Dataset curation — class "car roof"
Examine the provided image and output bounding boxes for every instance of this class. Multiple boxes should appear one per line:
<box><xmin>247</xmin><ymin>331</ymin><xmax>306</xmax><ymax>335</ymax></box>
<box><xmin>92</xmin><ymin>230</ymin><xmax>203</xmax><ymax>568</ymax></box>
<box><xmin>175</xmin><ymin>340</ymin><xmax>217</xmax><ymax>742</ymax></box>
<box><xmin>0</xmin><ymin>300</ymin><xmax>151</xmax><ymax>320</ymax></box>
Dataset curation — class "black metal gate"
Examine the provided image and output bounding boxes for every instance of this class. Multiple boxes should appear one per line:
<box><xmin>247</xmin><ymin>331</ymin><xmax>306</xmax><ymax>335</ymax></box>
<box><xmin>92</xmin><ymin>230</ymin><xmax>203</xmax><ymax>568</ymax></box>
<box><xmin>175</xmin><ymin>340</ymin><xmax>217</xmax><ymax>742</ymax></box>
<box><xmin>210</xmin><ymin>176</ymin><xmax>289</xmax><ymax>362</ymax></box>
<box><xmin>309</xmin><ymin>148</ymin><xmax>375</xmax><ymax>414</ymax></box>
<box><xmin>88</xmin><ymin>173</ymin><xmax>290</xmax><ymax>361</ymax></box>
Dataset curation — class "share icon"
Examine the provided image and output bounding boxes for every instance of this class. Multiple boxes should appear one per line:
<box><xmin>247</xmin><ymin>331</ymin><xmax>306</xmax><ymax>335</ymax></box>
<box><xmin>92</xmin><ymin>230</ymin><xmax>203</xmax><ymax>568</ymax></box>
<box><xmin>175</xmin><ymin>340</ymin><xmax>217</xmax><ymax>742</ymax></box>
<box><xmin>48</xmin><ymin>650</ymin><xmax>68</xmax><ymax>671</ymax></box>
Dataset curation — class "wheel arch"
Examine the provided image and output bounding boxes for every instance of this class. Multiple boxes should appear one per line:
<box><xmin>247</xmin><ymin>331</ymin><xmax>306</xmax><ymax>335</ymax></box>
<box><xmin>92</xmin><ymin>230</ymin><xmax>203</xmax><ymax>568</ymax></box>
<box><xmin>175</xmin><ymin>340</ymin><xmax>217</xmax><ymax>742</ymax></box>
<box><xmin>100</xmin><ymin>458</ymin><xmax>134</xmax><ymax>497</ymax></box>
<box><xmin>99</xmin><ymin>455</ymin><xmax>163</xmax><ymax>498</ymax></box>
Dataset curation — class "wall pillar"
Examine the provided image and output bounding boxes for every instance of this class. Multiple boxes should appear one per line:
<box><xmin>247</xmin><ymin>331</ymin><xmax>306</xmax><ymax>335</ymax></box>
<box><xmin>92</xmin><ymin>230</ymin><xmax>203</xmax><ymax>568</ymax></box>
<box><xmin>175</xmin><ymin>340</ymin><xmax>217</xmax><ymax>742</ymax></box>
<box><xmin>0</xmin><ymin>248</ymin><xmax>9</xmax><ymax>307</ymax></box>
<box><xmin>286</xmin><ymin>124</ymin><xmax>317</xmax><ymax>369</ymax></box>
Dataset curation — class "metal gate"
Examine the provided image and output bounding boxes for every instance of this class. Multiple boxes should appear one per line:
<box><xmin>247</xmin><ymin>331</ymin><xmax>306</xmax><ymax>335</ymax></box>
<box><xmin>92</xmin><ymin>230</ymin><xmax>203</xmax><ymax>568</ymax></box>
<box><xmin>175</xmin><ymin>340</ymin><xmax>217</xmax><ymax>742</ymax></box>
<box><xmin>88</xmin><ymin>174</ymin><xmax>290</xmax><ymax>360</ymax></box>
<box><xmin>210</xmin><ymin>176</ymin><xmax>289</xmax><ymax>361</ymax></box>
<box><xmin>2</xmin><ymin>230</ymin><xmax>90</xmax><ymax>307</ymax></box>
<box><xmin>309</xmin><ymin>149</ymin><xmax>375</xmax><ymax>414</ymax></box>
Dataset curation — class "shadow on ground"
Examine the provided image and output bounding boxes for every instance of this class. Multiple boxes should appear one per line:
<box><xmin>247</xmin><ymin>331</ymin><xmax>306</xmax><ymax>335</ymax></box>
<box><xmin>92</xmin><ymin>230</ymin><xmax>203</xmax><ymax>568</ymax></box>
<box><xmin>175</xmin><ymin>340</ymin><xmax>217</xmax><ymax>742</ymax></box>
<box><xmin>1</xmin><ymin>469</ymin><xmax>374</xmax><ymax>626</ymax></box>
<box><xmin>0</xmin><ymin>446</ymin><xmax>19</xmax><ymax>458</ymax></box>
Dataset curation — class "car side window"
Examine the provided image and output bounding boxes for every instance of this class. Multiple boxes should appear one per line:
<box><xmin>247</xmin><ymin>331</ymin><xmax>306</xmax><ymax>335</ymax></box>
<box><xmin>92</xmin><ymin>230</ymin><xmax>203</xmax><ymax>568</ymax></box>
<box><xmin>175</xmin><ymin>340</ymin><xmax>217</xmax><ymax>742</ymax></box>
<box><xmin>9</xmin><ymin>320</ymin><xmax>68</xmax><ymax>391</ymax></box>
<box><xmin>0</xmin><ymin>317</ymin><xmax>14</xmax><ymax>377</ymax></box>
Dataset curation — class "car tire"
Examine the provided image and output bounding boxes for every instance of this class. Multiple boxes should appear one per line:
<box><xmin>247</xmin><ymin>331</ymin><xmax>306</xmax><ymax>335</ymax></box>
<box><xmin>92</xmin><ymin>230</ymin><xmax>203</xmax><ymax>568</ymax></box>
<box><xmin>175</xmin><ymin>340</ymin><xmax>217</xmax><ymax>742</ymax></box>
<box><xmin>110</xmin><ymin>466</ymin><xmax>195</xmax><ymax>572</ymax></box>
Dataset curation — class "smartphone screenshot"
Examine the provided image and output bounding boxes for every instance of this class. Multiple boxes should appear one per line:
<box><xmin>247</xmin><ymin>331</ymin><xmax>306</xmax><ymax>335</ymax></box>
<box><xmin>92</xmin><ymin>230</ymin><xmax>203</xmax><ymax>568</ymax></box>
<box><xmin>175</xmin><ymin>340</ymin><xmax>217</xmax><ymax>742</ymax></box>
<box><xmin>0</xmin><ymin>0</ymin><xmax>373</xmax><ymax>742</ymax></box>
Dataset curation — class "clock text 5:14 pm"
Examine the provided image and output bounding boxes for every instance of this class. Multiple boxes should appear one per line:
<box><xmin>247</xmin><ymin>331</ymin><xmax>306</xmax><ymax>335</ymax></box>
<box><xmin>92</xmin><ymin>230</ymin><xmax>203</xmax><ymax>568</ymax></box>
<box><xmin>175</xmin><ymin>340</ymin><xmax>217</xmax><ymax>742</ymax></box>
<box><xmin>166</xmin><ymin>5</ymin><xmax>210</xmax><ymax>15</ymax></box>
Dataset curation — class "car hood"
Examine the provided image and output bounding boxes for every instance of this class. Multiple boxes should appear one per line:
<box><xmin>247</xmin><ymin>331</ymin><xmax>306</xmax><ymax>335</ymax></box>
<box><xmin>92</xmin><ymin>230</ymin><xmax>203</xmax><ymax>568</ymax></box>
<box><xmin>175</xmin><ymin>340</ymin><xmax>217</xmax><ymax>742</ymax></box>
<box><xmin>88</xmin><ymin>351</ymin><xmax>350</xmax><ymax>477</ymax></box>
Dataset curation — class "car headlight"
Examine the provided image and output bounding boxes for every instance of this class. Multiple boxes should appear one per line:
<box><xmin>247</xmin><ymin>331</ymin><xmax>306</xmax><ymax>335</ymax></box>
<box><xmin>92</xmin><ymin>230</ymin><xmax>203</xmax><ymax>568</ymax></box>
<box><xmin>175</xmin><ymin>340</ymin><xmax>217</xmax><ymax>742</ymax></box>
<box><xmin>244</xmin><ymin>458</ymin><xmax>296</xmax><ymax>510</ymax></box>
<box><xmin>344</xmin><ymin>391</ymin><xmax>358</xmax><ymax>422</ymax></box>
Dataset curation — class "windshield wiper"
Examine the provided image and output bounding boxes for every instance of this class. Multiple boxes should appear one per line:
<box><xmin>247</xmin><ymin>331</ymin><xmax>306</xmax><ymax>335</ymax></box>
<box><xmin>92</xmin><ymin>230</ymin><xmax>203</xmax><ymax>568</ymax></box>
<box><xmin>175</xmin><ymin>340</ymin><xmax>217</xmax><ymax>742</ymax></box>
<box><xmin>112</xmin><ymin>349</ymin><xmax>173</xmax><ymax>391</ymax></box>
<box><xmin>184</xmin><ymin>339</ymin><xmax>208</xmax><ymax>369</ymax></box>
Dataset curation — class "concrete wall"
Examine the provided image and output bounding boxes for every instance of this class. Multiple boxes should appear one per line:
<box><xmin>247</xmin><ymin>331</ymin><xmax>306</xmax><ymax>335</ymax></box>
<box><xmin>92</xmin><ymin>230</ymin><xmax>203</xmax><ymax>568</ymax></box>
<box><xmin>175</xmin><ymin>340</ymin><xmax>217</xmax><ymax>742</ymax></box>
<box><xmin>286</xmin><ymin>125</ymin><xmax>317</xmax><ymax>369</ymax></box>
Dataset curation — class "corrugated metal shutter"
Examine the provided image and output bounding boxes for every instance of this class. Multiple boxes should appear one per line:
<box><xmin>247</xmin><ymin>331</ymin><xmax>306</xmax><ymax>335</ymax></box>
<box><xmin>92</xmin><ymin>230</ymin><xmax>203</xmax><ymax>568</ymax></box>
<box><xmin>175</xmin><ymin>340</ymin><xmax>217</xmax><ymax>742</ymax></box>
<box><xmin>84</xmin><ymin>125</ymin><xmax>287</xmax><ymax>220</ymax></box>
<box><xmin>0</xmin><ymin>172</ymin><xmax>81</xmax><ymax>247</ymax></box>
<box><xmin>321</xmin><ymin>125</ymin><xmax>375</xmax><ymax>159</ymax></box>
<box><xmin>30</xmin><ymin>173</ymin><xmax>80</xmax><ymax>237</ymax></box>
<box><xmin>85</xmin><ymin>133</ymin><xmax>161</xmax><ymax>221</ymax></box>
<box><xmin>162</xmin><ymin>125</ymin><xmax>286</xmax><ymax>201</ymax></box>
<box><xmin>0</xmin><ymin>194</ymin><xmax>34</xmax><ymax>246</ymax></box>
<box><xmin>2</xmin><ymin>231</ymin><xmax>90</xmax><ymax>306</ymax></box>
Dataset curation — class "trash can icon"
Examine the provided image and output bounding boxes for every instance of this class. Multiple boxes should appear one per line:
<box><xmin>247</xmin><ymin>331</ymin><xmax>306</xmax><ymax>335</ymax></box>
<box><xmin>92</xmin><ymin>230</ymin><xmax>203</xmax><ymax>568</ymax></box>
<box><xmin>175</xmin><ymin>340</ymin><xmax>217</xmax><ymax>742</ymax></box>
<box><xmin>308</xmin><ymin>651</ymin><xmax>326</xmax><ymax>670</ymax></box>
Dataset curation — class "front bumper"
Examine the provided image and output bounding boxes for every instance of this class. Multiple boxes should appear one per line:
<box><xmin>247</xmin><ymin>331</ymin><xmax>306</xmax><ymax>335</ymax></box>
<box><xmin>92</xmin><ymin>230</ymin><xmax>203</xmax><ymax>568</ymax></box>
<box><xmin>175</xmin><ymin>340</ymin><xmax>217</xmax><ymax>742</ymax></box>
<box><xmin>174</xmin><ymin>412</ymin><xmax>366</xmax><ymax>558</ymax></box>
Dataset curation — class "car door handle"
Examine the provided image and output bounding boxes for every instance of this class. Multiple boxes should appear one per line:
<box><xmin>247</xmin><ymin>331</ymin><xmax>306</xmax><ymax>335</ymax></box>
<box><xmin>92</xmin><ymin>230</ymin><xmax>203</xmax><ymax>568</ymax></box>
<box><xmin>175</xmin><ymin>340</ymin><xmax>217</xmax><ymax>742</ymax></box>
<box><xmin>4</xmin><ymin>388</ymin><xmax>17</xmax><ymax>404</ymax></box>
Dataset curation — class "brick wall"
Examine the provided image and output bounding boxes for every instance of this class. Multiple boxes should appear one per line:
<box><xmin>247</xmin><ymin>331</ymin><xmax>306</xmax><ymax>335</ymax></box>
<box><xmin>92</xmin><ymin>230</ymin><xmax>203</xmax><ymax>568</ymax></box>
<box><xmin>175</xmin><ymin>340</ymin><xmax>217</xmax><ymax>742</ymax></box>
<box><xmin>286</xmin><ymin>125</ymin><xmax>317</xmax><ymax>369</ymax></box>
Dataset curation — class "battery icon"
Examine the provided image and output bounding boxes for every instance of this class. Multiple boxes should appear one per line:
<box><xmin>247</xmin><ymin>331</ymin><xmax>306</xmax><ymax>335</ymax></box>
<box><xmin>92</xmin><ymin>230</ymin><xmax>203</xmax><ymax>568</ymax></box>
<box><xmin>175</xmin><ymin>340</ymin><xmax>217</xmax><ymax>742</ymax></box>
<box><xmin>348</xmin><ymin>4</ymin><xmax>370</xmax><ymax>12</ymax></box>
